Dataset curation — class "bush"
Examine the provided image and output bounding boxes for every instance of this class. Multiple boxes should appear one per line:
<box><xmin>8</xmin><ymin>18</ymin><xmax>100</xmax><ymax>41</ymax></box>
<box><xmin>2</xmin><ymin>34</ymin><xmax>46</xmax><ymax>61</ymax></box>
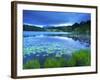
<box><xmin>23</xmin><ymin>59</ymin><xmax>40</xmax><ymax>69</ymax></box>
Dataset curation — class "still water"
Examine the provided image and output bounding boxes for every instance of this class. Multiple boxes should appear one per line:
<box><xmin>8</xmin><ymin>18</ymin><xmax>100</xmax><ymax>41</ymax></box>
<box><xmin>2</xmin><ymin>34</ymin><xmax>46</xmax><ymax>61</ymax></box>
<box><xmin>23</xmin><ymin>31</ymin><xmax>90</xmax><ymax>64</ymax></box>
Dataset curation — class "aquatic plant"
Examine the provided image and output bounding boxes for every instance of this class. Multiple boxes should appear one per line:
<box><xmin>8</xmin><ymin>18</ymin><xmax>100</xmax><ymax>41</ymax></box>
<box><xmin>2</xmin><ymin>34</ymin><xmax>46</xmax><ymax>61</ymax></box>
<box><xmin>72</xmin><ymin>49</ymin><xmax>91</xmax><ymax>66</ymax></box>
<box><xmin>23</xmin><ymin>34</ymin><xmax>91</xmax><ymax>68</ymax></box>
<box><xmin>23</xmin><ymin>59</ymin><xmax>40</xmax><ymax>69</ymax></box>
<box><xmin>66</xmin><ymin>58</ymin><xmax>76</xmax><ymax>67</ymax></box>
<box><xmin>44</xmin><ymin>57</ymin><xmax>69</xmax><ymax>68</ymax></box>
<box><xmin>57</xmin><ymin>57</ymin><xmax>67</xmax><ymax>67</ymax></box>
<box><xmin>44</xmin><ymin>57</ymin><xmax>61</xmax><ymax>68</ymax></box>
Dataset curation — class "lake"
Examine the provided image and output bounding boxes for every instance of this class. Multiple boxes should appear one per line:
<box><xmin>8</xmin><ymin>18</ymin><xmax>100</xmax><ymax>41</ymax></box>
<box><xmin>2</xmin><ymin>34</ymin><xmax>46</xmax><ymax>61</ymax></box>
<box><xmin>23</xmin><ymin>31</ymin><xmax>90</xmax><ymax>68</ymax></box>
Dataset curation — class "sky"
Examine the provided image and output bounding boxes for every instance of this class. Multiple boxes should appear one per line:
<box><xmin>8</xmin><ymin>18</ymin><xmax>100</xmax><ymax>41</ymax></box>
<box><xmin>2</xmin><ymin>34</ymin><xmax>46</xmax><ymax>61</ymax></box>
<box><xmin>23</xmin><ymin>10</ymin><xmax>91</xmax><ymax>27</ymax></box>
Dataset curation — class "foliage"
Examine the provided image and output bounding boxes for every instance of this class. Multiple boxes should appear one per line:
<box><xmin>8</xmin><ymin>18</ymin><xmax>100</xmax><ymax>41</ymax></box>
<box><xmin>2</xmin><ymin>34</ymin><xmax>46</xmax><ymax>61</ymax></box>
<box><xmin>57</xmin><ymin>57</ymin><xmax>67</xmax><ymax>67</ymax></box>
<box><xmin>23</xmin><ymin>25</ymin><xmax>45</xmax><ymax>31</ymax></box>
<box><xmin>44</xmin><ymin>57</ymin><xmax>61</xmax><ymax>68</ymax></box>
<box><xmin>72</xmin><ymin>49</ymin><xmax>91</xmax><ymax>66</ymax></box>
<box><xmin>66</xmin><ymin>58</ymin><xmax>76</xmax><ymax>67</ymax></box>
<box><xmin>23</xmin><ymin>59</ymin><xmax>40</xmax><ymax>69</ymax></box>
<box><xmin>23</xmin><ymin>49</ymin><xmax>91</xmax><ymax>69</ymax></box>
<box><xmin>44</xmin><ymin>49</ymin><xmax>91</xmax><ymax>68</ymax></box>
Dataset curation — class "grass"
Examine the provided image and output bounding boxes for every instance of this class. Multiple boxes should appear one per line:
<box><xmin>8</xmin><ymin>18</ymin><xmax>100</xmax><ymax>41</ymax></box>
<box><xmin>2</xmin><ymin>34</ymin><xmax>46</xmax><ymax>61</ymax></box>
<box><xmin>44</xmin><ymin>58</ymin><xmax>61</xmax><ymax>68</ymax></box>
<box><xmin>23</xmin><ymin>49</ymin><xmax>91</xmax><ymax>69</ymax></box>
<box><xmin>23</xmin><ymin>59</ymin><xmax>40</xmax><ymax>69</ymax></box>
<box><xmin>72</xmin><ymin>49</ymin><xmax>91</xmax><ymax>66</ymax></box>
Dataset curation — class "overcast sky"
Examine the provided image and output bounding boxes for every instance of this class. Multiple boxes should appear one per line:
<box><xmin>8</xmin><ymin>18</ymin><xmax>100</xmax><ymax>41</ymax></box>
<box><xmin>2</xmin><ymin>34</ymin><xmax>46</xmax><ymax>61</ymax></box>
<box><xmin>23</xmin><ymin>10</ymin><xmax>91</xmax><ymax>27</ymax></box>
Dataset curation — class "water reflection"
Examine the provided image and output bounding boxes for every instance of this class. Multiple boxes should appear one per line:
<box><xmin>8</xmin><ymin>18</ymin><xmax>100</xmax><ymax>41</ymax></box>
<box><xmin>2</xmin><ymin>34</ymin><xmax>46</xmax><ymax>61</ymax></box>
<box><xmin>23</xmin><ymin>31</ymin><xmax>90</xmax><ymax>64</ymax></box>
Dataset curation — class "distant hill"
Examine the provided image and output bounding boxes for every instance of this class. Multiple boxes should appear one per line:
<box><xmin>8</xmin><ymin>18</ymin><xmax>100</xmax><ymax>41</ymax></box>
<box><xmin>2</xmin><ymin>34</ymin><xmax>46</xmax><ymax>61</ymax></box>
<box><xmin>23</xmin><ymin>20</ymin><xmax>90</xmax><ymax>34</ymax></box>
<box><xmin>45</xmin><ymin>20</ymin><xmax>90</xmax><ymax>32</ymax></box>
<box><xmin>23</xmin><ymin>25</ymin><xmax>45</xmax><ymax>31</ymax></box>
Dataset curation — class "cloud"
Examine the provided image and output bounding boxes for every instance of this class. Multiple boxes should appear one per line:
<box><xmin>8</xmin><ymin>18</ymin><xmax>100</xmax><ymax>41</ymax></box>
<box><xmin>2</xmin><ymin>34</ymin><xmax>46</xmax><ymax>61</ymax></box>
<box><xmin>52</xmin><ymin>23</ymin><xmax>73</xmax><ymax>27</ymax></box>
<box><xmin>23</xmin><ymin>10</ymin><xmax>90</xmax><ymax>26</ymax></box>
<box><xmin>24</xmin><ymin>23</ymin><xmax>44</xmax><ymax>28</ymax></box>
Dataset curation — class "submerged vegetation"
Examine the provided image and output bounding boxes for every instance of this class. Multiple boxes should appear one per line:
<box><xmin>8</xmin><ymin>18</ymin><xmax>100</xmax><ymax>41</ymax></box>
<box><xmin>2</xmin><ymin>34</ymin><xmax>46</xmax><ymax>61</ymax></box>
<box><xmin>23</xmin><ymin>49</ymin><xmax>91</xmax><ymax>69</ymax></box>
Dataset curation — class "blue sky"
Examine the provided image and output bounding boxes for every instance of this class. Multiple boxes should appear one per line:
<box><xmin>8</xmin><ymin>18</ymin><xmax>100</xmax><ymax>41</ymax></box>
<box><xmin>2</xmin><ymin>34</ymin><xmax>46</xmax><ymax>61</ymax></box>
<box><xmin>23</xmin><ymin>10</ymin><xmax>91</xmax><ymax>27</ymax></box>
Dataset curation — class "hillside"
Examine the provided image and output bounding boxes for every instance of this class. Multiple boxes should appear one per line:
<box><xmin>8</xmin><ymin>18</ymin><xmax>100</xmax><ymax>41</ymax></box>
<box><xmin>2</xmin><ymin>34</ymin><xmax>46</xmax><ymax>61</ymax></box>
<box><xmin>23</xmin><ymin>25</ymin><xmax>45</xmax><ymax>31</ymax></box>
<box><xmin>23</xmin><ymin>20</ymin><xmax>90</xmax><ymax>34</ymax></box>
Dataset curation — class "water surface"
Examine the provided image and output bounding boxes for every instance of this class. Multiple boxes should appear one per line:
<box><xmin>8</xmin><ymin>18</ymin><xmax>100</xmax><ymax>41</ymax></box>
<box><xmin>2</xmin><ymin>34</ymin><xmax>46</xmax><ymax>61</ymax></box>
<box><xmin>23</xmin><ymin>31</ymin><xmax>90</xmax><ymax>64</ymax></box>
